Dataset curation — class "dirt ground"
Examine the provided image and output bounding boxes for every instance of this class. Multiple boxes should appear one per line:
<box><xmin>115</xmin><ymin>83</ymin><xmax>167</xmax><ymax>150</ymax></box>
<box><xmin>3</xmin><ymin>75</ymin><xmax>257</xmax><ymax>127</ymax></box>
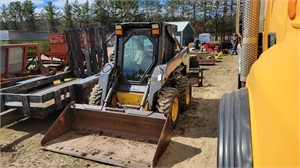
<box><xmin>0</xmin><ymin>55</ymin><xmax>238</xmax><ymax>168</ymax></box>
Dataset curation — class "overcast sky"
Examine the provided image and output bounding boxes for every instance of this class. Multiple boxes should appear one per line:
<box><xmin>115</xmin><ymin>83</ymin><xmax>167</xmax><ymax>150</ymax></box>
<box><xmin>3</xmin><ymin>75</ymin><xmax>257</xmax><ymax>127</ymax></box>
<box><xmin>0</xmin><ymin>0</ymin><xmax>94</xmax><ymax>13</ymax></box>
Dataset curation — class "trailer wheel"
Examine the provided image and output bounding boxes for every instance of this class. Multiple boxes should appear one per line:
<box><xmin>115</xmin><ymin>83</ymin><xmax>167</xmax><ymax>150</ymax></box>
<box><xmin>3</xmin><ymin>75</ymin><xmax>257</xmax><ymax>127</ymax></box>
<box><xmin>156</xmin><ymin>87</ymin><xmax>180</xmax><ymax>129</ymax></box>
<box><xmin>88</xmin><ymin>83</ymin><xmax>102</xmax><ymax>105</ymax></box>
<box><xmin>176</xmin><ymin>76</ymin><xmax>192</xmax><ymax>111</ymax></box>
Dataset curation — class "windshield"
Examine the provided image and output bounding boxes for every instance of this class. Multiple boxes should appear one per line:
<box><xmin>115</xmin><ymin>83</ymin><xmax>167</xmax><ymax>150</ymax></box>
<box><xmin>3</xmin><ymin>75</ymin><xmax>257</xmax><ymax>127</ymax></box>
<box><xmin>123</xmin><ymin>35</ymin><xmax>154</xmax><ymax>82</ymax></box>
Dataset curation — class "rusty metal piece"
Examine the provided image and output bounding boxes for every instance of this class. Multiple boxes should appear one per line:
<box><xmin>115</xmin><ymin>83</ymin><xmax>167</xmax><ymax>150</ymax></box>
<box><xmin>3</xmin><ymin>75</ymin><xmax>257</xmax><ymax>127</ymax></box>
<box><xmin>41</xmin><ymin>103</ymin><xmax>171</xmax><ymax>167</ymax></box>
<box><xmin>189</xmin><ymin>68</ymin><xmax>203</xmax><ymax>87</ymax></box>
<box><xmin>196</xmin><ymin>52</ymin><xmax>216</xmax><ymax>65</ymax></box>
<box><xmin>64</xmin><ymin>28</ymin><xmax>107</xmax><ymax>78</ymax></box>
<box><xmin>44</xmin><ymin>33</ymin><xmax>68</xmax><ymax>64</ymax></box>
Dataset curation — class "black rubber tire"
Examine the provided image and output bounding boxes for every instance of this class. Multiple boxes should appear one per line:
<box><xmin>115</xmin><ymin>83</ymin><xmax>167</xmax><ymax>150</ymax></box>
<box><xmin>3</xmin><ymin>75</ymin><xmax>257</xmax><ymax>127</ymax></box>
<box><xmin>176</xmin><ymin>76</ymin><xmax>192</xmax><ymax>112</ymax></box>
<box><xmin>217</xmin><ymin>88</ymin><xmax>253</xmax><ymax>167</ymax></box>
<box><xmin>156</xmin><ymin>87</ymin><xmax>180</xmax><ymax>129</ymax></box>
<box><xmin>88</xmin><ymin>83</ymin><xmax>102</xmax><ymax>105</ymax></box>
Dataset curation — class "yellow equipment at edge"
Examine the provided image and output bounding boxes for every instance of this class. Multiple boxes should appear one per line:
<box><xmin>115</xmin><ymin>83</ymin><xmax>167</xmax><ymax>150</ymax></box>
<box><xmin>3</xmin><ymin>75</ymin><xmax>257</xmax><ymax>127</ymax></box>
<box><xmin>247</xmin><ymin>0</ymin><xmax>300</xmax><ymax>166</ymax></box>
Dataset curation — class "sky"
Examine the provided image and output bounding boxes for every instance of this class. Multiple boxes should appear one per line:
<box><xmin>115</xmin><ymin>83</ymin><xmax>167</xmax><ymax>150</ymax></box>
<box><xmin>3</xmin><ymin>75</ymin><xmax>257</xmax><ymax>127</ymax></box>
<box><xmin>0</xmin><ymin>0</ymin><xmax>94</xmax><ymax>13</ymax></box>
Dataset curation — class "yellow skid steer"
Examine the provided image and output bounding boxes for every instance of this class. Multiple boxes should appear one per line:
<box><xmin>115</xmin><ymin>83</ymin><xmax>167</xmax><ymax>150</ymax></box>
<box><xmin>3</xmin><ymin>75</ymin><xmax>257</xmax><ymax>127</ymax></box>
<box><xmin>42</xmin><ymin>22</ymin><xmax>193</xmax><ymax>167</ymax></box>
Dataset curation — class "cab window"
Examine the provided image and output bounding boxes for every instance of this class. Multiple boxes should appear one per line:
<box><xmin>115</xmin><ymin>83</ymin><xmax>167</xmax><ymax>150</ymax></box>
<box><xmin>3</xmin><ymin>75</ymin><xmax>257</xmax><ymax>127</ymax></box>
<box><xmin>123</xmin><ymin>35</ymin><xmax>154</xmax><ymax>82</ymax></box>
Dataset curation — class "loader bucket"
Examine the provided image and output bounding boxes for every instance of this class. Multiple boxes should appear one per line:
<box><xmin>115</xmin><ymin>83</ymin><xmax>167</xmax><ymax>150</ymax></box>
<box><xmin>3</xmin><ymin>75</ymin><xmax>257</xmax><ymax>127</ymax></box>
<box><xmin>41</xmin><ymin>103</ymin><xmax>171</xmax><ymax>167</ymax></box>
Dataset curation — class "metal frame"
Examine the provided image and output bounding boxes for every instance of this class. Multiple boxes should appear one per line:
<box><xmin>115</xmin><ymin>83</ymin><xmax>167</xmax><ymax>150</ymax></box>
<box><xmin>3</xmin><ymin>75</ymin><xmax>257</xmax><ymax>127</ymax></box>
<box><xmin>0</xmin><ymin>43</ymin><xmax>45</xmax><ymax>75</ymax></box>
<box><xmin>65</xmin><ymin>28</ymin><xmax>108</xmax><ymax>78</ymax></box>
<box><xmin>0</xmin><ymin>28</ymin><xmax>107</xmax><ymax>124</ymax></box>
<box><xmin>0</xmin><ymin>71</ymin><xmax>99</xmax><ymax>119</ymax></box>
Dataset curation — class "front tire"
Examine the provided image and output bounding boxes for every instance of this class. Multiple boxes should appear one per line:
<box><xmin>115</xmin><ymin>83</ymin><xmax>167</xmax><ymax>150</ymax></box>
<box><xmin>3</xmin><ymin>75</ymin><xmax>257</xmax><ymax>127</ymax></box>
<box><xmin>156</xmin><ymin>87</ymin><xmax>180</xmax><ymax>129</ymax></box>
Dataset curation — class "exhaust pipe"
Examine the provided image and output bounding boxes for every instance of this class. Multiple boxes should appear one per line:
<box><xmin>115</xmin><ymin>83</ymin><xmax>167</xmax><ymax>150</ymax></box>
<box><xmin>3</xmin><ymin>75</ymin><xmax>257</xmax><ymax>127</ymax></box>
<box><xmin>239</xmin><ymin>0</ymin><xmax>260</xmax><ymax>82</ymax></box>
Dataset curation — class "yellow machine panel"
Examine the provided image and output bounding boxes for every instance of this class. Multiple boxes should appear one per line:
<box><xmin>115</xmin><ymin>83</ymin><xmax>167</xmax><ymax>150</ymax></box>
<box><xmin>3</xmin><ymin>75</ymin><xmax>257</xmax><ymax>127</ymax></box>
<box><xmin>116</xmin><ymin>91</ymin><xmax>144</xmax><ymax>106</ymax></box>
<box><xmin>263</xmin><ymin>0</ymin><xmax>289</xmax><ymax>51</ymax></box>
<box><xmin>247</xmin><ymin>0</ymin><xmax>300</xmax><ymax>166</ymax></box>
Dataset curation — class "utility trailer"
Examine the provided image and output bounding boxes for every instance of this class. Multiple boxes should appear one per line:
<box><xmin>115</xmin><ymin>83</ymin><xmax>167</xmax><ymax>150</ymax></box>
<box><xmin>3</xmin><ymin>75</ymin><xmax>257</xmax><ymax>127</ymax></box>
<box><xmin>0</xmin><ymin>27</ymin><xmax>110</xmax><ymax>125</ymax></box>
<box><xmin>0</xmin><ymin>43</ymin><xmax>46</xmax><ymax>88</ymax></box>
<box><xmin>0</xmin><ymin>71</ymin><xmax>99</xmax><ymax>124</ymax></box>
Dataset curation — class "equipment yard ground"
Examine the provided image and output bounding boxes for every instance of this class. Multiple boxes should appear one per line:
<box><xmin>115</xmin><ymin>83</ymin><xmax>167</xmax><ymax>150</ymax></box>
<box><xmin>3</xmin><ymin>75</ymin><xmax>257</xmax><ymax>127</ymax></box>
<box><xmin>0</xmin><ymin>55</ymin><xmax>238</xmax><ymax>168</ymax></box>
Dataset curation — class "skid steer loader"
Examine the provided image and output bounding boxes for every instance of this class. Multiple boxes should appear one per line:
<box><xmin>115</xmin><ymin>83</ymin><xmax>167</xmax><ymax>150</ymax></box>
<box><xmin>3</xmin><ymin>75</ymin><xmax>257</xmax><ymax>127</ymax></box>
<box><xmin>218</xmin><ymin>0</ymin><xmax>300</xmax><ymax>167</ymax></box>
<box><xmin>41</xmin><ymin>22</ymin><xmax>192</xmax><ymax>167</ymax></box>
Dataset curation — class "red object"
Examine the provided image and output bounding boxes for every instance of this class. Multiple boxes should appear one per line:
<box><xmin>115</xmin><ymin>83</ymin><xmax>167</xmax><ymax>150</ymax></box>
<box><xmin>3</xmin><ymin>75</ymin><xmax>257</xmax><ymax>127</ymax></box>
<box><xmin>0</xmin><ymin>43</ymin><xmax>44</xmax><ymax>76</ymax></box>
<box><xmin>45</xmin><ymin>32</ymin><xmax>96</xmax><ymax>64</ymax></box>
<box><xmin>204</xmin><ymin>43</ymin><xmax>222</xmax><ymax>53</ymax></box>
<box><xmin>45</xmin><ymin>33</ymin><xmax>68</xmax><ymax>64</ymax></box>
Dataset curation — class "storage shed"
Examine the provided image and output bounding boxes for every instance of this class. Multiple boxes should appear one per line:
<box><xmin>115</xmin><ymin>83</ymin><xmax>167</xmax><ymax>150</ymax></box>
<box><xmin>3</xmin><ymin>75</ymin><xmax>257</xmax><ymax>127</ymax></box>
<box><xmin>167</xmin><ymin>21</ymin><xmax>195</xmax><ymax>46</ymax></box>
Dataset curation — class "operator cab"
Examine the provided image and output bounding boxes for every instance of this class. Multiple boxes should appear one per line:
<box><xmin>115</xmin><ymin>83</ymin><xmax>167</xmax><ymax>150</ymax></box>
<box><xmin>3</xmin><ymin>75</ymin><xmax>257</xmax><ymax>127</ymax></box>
<box><xmin>122</xmin><ymin>35</ymin><xmax>154</xmax><ymax>82</ymax></box>
<box><xmin>115</xmin><ymin>23</ymin><xmax>164</xmax><ymax>86</ymax></box>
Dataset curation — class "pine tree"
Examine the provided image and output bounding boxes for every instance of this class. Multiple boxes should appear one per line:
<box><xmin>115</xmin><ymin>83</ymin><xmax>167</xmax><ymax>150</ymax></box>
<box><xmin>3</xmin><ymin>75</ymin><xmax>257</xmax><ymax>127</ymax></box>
<box><xmin>43</xmin><ymin>2</ymin><xmax>59</xmax><ymax>33</ymax></box>
<box><xmin>73</xmin><ymin>0</ymin><xmax>83</xmax><ymax>27</ymax></box>
<box><xmin>8</xmin><ymin>1</ymin><xmax>24</xmax><ymax>30</ymax></box>
<box><xmin>139</xmin><ymin>0</ymin><xmax>162</xmax><ymax>22</ymax></box>
<box><xmin>0</xmin><ymin>4</ymin><xmax>9</xmax><ymax>30</ymax></box>
<box><xmin>23</xmin><ymin>0</ymin><xmax>36</xmax><ymax>31</ymax></box>
<box><xmin>164</xmin><ymin>0</ymin><xmax>178</xmax><ymax>21</ymax></box>
<box><xmin>212</xmin><ymin>0</ymin><xmax>221</xmax><ymax>40</ymax></box>
<box><xmin>112</xmin><ymin>1</ymin><xmax>139</xmax><ymax>22</ymax></box>
<box><xmin>64</xmin><ymin>0</ymin><xmax>74</xmax><ymax>29</ymax></box>
<box><xmin>199</xmin><ymin>0</ymin><xmax>213</xmax><ymax>33</ymax></box>
<box><xmin>187</xmin><ymin>0</ymin><xmax>200</xmax><ymax>23</ymax></box>
<box><xmin>82</xmin><ymin>0</ymin><xmax>90</xmax><ymax>27</ymax></box>
<box><xmin>94</xmin><ymin>0</ymin><xmax>113</xmax><ymax>27</ymax></box>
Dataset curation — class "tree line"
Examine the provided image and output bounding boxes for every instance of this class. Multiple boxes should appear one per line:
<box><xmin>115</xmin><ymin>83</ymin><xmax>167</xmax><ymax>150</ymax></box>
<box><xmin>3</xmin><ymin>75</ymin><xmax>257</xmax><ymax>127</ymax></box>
<box><xmin>0</xmin><ymin>0</ymin><xmax>237</xmax><ymax>40</ymax></box>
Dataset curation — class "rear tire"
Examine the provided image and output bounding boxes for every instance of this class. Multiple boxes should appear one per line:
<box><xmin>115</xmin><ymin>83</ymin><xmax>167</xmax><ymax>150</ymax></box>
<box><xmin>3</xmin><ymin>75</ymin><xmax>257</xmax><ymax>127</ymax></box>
<box><xmin>176</xmin><ymin>76</ymin><xmax>192</xmax><ymax>111</ymax></box>
<box><xmin>88</xmin><ymin>83</ymin><xmax>102</xmax><ymax>105</ymax></box>
<box><xmin>156</xmin><ymin>87</ymin><xmax>180</xmax><ymax>129</ymax></box>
